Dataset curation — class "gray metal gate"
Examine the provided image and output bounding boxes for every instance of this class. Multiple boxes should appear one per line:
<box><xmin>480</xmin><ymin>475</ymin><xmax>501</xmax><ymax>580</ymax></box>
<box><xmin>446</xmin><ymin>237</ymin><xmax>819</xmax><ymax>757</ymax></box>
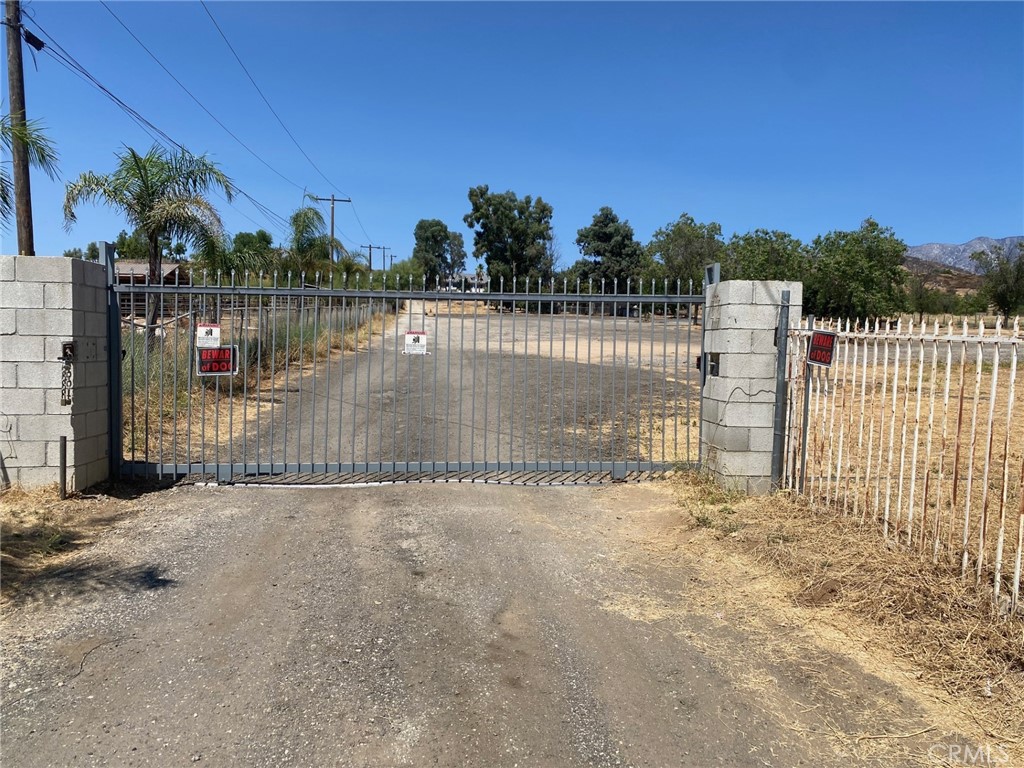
<box><xmin>109</xmin><ymin>273</ymin><xmax>704</xmax><ymax>485</ymax></box>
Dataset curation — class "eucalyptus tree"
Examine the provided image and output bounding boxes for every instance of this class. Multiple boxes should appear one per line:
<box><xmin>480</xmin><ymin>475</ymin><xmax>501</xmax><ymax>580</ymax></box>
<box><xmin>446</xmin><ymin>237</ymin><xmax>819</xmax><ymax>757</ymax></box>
<box><xmin>463</xmin><ymin>185</ymin><xmax>553</xmax><ymax>286</ymax></box>
<box><xmin>575</xmin><ymin>206</ymin><xmax>648</xmax><ymax>287</ymax></box>
<box><xmin>411</xmin><ymin>218</ymin><xmax>467</xmax><ymax>287</ymax></box>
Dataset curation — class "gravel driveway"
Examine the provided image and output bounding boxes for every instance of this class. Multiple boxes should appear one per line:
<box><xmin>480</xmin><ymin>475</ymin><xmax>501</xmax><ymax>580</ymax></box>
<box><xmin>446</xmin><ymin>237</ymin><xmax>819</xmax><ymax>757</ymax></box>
<box><xmin>2</xmin><ymin>483</ymin><xmax>943</xmax><ymax>767</ymax></box>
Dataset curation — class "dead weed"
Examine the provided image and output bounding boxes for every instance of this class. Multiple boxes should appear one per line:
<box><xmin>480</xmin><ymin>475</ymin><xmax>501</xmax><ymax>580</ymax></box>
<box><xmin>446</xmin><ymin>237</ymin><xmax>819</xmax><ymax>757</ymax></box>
<box><xmin>668</xmin><ymin>473</ymin><xmax>1024</xmax><ymax>742</ymax></box>
<box><xmin>0</xmin><ymin>484</ymin><xmax>141</xmax><ymax>604</ymax></box>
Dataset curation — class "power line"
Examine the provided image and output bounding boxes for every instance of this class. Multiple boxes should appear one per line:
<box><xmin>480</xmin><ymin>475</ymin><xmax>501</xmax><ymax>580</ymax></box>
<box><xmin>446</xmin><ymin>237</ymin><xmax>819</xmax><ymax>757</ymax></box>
<box><xmin>360</xmin><ymin>244</ymin><xmax>389</xmax><ymax>272</ymax></box>
<box><xmin>197</xmin><ymin>1</ymin><xmax>377</xmax><ymax>247</ymax></box>
<box><xmin>199</xmin><ymin>1</ymin><xmax>343</xmax><ymax>198</ymax></box>
<box><xmin>26</xmin><ymin>15</ymin><xmax>292</xmax><ymax>239</ymax></box>
<box><xmin>98</xmin><ymin>0</ymin><xmax>307</xmax><ymax>194</ymax></box>
<box><xmin>349</xmin><ymin>200</ymin><xmax>374</xmax><ymax>245</ymax></box>
<box><xmin>309</xmin><ymin>194</ymin><xmax>351</xmax><ymax>262</ymax></box>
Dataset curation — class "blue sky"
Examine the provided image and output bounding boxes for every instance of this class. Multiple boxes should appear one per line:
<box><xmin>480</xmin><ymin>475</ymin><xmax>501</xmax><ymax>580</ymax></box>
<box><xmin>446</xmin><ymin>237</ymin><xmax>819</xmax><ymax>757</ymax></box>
<box><xmin>3</xmin><ymin>1</ymin><xmax>1023</xmax><ymax>270</ymax></box>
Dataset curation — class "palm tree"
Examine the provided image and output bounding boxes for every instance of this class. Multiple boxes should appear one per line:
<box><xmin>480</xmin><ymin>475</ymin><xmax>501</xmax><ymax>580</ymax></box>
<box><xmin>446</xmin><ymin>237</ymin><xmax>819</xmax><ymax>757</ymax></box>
<box><xmin>282</xmin><ymin>201</ymin><xmax>346</xmax><ymax>279</ymax></box>
<box><xmin>1</xmin><ymin>115</ymin><xmax>59</xmax><ymax>228</ymax></box>
<box><xmin>63</xmin><ymin>145</ymin><xmax>234</xmax><ymax>340</ymax></box>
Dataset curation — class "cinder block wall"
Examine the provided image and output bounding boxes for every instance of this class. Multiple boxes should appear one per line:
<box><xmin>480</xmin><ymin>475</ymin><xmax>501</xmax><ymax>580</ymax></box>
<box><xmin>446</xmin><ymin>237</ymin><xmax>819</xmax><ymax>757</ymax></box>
<box><xmin>701</xmin><ymin>280</ymin><xmax>802</xmax><ymax>494</ymax></box>
<box><xmin>0</xmin><ymin>255</ymin><xmax>110</xmax><ymax>490</ymax></box>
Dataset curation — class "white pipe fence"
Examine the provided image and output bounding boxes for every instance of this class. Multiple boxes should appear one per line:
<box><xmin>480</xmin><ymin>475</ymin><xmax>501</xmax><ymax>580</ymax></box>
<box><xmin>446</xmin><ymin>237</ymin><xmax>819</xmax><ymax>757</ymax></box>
<box><xmin>785</xmin><ymin>316</ymin><xmax>1022</xmax><ymax>617</ymax></box>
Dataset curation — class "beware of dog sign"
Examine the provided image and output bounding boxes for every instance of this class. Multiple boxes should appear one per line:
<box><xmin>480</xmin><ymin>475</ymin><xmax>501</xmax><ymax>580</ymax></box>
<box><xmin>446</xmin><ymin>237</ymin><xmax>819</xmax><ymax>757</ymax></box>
<box><xmin>807</xmin><ymin>331</ymin><xmax>838</xmax><ymax>368</ymax></box>
<box><xmin>195</xmin><ymin>345</ymin><xmax>239</xmax><ymax>376</ymax></box>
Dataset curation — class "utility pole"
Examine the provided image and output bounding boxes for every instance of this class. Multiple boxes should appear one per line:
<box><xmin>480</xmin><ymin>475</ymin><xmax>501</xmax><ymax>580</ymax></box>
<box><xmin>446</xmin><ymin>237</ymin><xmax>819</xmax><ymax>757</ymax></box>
<box><xmin>309</xmin><ymin>194</ymin><xmax>351</xmax><ymax>263</ymax></box>
<box><xmin>360</xmin><ymin>244</ymin><xmax>388</xmax><ymax>273</ymax></box>
<box><xmin>380</xmin><ymin>246</ymin><xmax>392</xmax><ymax>270</ymax></box>
<box><xmin>6</xmin><ymin>0</ymin><xmax>34</xmax><ymax>255</ymax></box>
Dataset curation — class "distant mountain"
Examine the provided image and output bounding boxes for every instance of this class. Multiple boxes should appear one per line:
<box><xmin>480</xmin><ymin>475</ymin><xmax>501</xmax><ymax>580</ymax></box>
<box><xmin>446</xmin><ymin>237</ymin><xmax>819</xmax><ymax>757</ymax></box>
<box><xmin>905</xmin><ymin>237</ymin><xmax>1022</xmax><ymax>274</ymax></box>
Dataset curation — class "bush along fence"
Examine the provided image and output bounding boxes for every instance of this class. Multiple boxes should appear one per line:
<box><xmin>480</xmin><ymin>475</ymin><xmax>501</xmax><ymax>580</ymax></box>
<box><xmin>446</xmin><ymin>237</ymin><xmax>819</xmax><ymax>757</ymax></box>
<box><xmin>784</xmin><ymin>316</ymin><xmax>1022</xmax><ymax>618</ymax></box>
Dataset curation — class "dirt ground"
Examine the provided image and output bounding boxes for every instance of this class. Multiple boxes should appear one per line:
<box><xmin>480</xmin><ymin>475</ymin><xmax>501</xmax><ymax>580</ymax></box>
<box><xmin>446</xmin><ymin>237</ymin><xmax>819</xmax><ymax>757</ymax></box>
<box><xmin>2</xmin><ymin>478</ymin><xmax>1021</xmax><ymax>767</ymax></box>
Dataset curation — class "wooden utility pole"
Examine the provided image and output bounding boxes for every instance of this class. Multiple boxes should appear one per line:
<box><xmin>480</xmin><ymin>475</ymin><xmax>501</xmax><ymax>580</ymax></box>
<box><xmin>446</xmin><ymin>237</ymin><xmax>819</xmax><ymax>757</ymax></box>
<box><xmin>5</xmin><ymin>0</ymin><xmax>34</xmax><ymax>255</ymax></box>
<box><xmin>309</xmin><ymin>194</ymin><xmax>351</xmax><ymax>262</ymax></box>
<box><xmin>359</xmin><ymin>244</ymin><xmax>390</xmax><ymax>272</ymax></box>
<box><xmin>360</xmin><ymin>244</ymin><xmax>381</xmax><ymax>272</ymax></box>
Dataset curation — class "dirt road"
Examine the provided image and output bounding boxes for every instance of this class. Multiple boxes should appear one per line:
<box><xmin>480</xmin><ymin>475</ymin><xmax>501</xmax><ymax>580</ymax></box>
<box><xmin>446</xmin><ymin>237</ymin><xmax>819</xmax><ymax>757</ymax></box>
<box><xmin>1</xmin><ymin>482</ymin><xmax>959</xmax><ymax>767</ymax></box>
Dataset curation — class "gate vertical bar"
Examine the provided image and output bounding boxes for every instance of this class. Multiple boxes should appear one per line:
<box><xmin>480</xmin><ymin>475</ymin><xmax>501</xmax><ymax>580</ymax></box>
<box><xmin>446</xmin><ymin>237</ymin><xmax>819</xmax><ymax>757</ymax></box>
<box><xmin>799</xmin><ymin>315</ymin><xmax>815</xmax><ymax>493</ymax></box>
<box><xmin>771</xmin><ymin>290</ymin><xmax>791</xmax><ymax>488</ymax></box>
<box><xmin>104</xmin><ymin>242</ymin><xmax>123</xmax><ymax>480</ymax></box>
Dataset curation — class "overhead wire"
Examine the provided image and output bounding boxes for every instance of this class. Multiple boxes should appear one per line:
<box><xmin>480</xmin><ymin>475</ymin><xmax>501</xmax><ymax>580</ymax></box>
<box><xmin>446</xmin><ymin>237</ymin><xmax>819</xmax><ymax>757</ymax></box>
<box><xmin>98</xmin><ymin>0</ymin><xmax>307</xmax><ymax>194</ymax></box>
<box><xmin>199</xmin><ymin>1</ymin><xmax>338</xmax><ymax>196</ymax></box>
<box><xmin>198</xmin><ymin>1</ymin><xmax>375</xmax><ymax>246</ymax></box>
<box><xmin>25</xmin><ymin>13</ymin><xmax>293</xmax><ymax>239</ymax></box>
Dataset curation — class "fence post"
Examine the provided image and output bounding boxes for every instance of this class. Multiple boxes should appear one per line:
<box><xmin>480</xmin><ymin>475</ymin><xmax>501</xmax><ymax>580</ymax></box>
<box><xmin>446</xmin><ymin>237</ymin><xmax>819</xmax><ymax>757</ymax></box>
<box><xmin>104</xmin><ymin>241</ymin><xmax>123</xmax><ymax>482</ymax></box>
<box><xmin>771</xmin><ymin>290</ymin><xmax>791</xmax><ymax>489</ymax></box>
<box><xmin>799</xmin><ymin>314</ymin><xmax>815</xmax><ymax>493</ymax></box>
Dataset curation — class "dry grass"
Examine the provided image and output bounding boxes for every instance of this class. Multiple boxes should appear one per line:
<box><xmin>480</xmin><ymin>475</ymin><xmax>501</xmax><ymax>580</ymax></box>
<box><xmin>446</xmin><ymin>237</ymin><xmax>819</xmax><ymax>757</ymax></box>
<box><xmin>0</xmin><ymin>484</ymin><xmax>141</xmax><ymax>604</ymax></box>
<box><xmin>794</xmin><ymin>336</ymin><xmax>1024</xmax><ymax>604</ymax></box>
<box><xmin>663</xmin><ymin>474</ymin><xmax>1024</xmax><ymax>747</ymax></box>
<box><xmin>121</xmin><ymin>310</ymin><xmax>395</xmax><ymax>461</ymax></box>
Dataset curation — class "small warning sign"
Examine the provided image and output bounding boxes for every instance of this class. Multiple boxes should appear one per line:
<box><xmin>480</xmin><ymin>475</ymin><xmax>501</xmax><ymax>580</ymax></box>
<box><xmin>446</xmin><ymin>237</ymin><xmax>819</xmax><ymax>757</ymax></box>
<box><xmin>807</xmin><ymin>331</ymin><xmax>838</xmax><ymax>368</ymax></box>
<box><xmin>403</xmin><ymin>330</ymin><xmax>429</xmax><ymax>355</ymax></box>
<box><xmin>195</xmin><ymin>345</ymin><xmax>239</xmax><ymax>376</ymax></box>
<box><xmin>196</xmin><ymin>323</ymin><xmax>221</xmax><ymax>348</ymax></box>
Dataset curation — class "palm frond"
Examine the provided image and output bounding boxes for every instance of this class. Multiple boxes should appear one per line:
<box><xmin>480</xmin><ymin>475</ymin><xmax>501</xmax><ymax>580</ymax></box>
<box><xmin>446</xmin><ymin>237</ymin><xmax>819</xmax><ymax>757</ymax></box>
<box><xmin>148</xmin><ymin>194</ymin><xmax>225</xmax><ymax>251</ymax></box>
<box><xmin>1</xmin><ymin>115</ymin><xmax>60</xmax><ymax>181</ymax></box>
<box><xmin>62</xmin><ymin>171</ymin><xmax>130</xmax><ymax>231</ymax></box>
<box><xmin>1</xmin><ymin>166</ymin><xmax>13</xmax><ymax>226</ymax></box>
<box><xmin>169</xmin><ymin>148</ymin><xmax>235</xmax><ymax>202</ymax></box>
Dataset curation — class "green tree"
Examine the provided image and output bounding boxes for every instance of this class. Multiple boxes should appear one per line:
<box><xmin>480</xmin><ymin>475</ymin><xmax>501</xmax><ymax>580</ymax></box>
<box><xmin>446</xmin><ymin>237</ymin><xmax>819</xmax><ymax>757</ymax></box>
<box><xmin>411</xmin><ymin>218</ymin><xmax>467</xmax><ymax>287</ymax></box>
<box><xmin>1</xmin><ymin>116</ymin><xmax>59</xmax><ymax>229</ymax></box>
<box><xmin>463</xmin><ymin>185</ymin><xmax>554</xmax><ymax>286</ymax></box>
<box><xmin>385</xmin><ymin>257</ymin><xmax>425</xmax><ymax>288</ymax></box>
<box><xmin>63</xmin><ymin>247</ymin><xmax>84</xmax><ymax>259</ymax></box>
<box><xmin>195</xmin><ymin>228</ymin><xmax>280</xmax><ymax>275</ymax></box>
<box><xmin>232</xmin><ymin>229</ymin><xmax>274</xmax><ymax>260</ymax></box>
<box><xmin>805</xmin><ymin>218</ymin><xmax>907</xmax><ymax>319</ymax></box>
<box><xmin>64</xmin><ymin>145</ymin><xmax>234</xmax><ymax>339</ymax></box>
<box><xmin>971</xmin><ymin>242</ymin><xmax>1024</xmax><ymax>322</ymax></box>
<box><xmin>722</xmin><ymin>229</ymin><xmax>807</xmax><ymax>282</ymax></box>
<box><xmin>575</xmin><ymin>206</ymin><xmax>648</xmax><ymax>288</ymax></box>
<box><xmin>281</xmin><ymin>203</ymin><xmax>345</xmax><ymax>278</ymax></box>
<box><xmin>646</xmin><ymin>213</ymin><xmax>724</xmax><ymax>291</ymax></box>
<box><xmin>85</xmin><ymin>241</ymin><xmax>100</xmax><ymax>261</ymax></box>
<box><xmin>906</xmin><ymin>275</ymin><xmax>937</xmax><ymax>322</ymax></box>
<box><xmin>558</xmin><ymin>258</ymin><xmax>596</xmax><ymax>289</ymax></box>
<box><xmin>113</xmin><ymin>227</ymin><xmax>187</xmax><ymax>263</ymax></box>
<box><xmin>113</xmin><ymin>228</ymin><xmax>148</xmax><ymax>260</ymax></box>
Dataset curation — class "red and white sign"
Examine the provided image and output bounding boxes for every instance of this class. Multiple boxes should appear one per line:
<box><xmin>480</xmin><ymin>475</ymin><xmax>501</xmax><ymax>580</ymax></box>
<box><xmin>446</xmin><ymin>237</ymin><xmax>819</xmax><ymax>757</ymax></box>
<box><xmin>403</xmin><ymin>330</ymin><xmax>429</xmax><ymax>355</ymax></box>
<box><xmin>195</xmin><ymin>345</ymin><xmax>239</xmax><ymax>376</ymax></box>
<box><xmin>807</xmin><ymin>331</ymin><xmax>838</xmax><ymax>368</ymax></box>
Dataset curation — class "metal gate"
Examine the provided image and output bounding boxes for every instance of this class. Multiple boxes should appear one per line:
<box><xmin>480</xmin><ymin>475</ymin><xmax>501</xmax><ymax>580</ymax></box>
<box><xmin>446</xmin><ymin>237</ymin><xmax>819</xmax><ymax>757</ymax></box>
<box><xmin>110</xmin><ymin>273</ymin><xmax>704</xmax><ymax>485</ymax></box>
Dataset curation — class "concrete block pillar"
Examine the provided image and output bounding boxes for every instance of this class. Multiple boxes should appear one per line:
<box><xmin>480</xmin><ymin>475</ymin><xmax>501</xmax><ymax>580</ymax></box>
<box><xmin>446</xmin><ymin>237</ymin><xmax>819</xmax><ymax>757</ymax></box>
<box><xmin>700</xmin><ymin>280</ymin><xmax>802</xmax><ymax>494</ymax></box>
<box><xmin>0</xmin><ymin>255</ymin><xmax>111</xmax><ymax>491</ymax></box>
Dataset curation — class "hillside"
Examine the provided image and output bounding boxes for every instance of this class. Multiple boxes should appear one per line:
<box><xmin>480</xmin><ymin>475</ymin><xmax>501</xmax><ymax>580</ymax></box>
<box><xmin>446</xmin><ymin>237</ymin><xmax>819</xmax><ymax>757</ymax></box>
<box><xmin>905</xmin><ymin>236</ymin><xmax>1022</xmax><ymax>274</ymax></box>
<box><xmin>902</xmin><ymin>255</ymin><xmax>981</xmax><ymax>294</ymax></box>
